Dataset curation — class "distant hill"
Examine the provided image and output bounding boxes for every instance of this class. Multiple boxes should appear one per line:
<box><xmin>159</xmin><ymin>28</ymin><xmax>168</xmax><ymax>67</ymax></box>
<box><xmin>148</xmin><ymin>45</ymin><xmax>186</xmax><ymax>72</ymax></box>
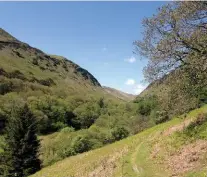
<box><xmin>103</xmin><ymin>86</ymin><xmax>136</xmax><ymax>101</ymax></box>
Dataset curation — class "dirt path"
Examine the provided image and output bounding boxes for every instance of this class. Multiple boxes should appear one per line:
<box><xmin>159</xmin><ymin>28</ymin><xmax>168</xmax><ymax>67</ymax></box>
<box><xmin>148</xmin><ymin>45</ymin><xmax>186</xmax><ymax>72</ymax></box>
<box><xmin>163</xmin><ymin>118</ymin><xmax>193</xmax><ymax>136</ymax></box>
<box><xmin>130</xmin><ymin>133</ymin><xmax>158</xmax><ymax>177</ymax></box>
<box><xmin>130</xmin><ymin>119</ymin><xmax>193</xmax><ymax>177</ymax></box>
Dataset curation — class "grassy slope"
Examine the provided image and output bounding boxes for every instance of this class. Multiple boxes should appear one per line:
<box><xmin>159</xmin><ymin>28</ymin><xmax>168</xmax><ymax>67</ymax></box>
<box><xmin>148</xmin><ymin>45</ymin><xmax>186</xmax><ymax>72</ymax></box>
<box><xmin>103</xmin><ymin>86</ymin><xmax>136</xmax><ymax>101</ymax></box>
<box><xmin>31</xmin><ymin>105</ymin><xmax>207</xmax><ymax>177</ymax></box>
<box><xmin>0</xmin><ymin>30</ymin><xmax>131</xmax><ymax>103</ymax></box>
<box><xmin>0</xmin><ymin>28</ymin><xmax>108</xmax><ymax>97</ymax></box>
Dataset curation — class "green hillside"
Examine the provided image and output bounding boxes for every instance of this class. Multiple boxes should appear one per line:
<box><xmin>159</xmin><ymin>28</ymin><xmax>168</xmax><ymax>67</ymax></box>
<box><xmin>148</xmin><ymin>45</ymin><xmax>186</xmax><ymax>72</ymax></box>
<box><xmin>31</xmin><ymin>105</ymin><xmax>207</xmax><ymax>177</ymax></box>
<box><xmin>0</xmin><ymin>29</ymin><xmax>160</xmax><ymax>169</ymax></box>
<box><xmin>103</xmin><ymin>86</ymin><xmax>136</xmax><ymax>101</ymax></box>
<box><xmin>1</xmin><ymin>2</ymin><xmax>206</xmax><ymax>176</ymax></box>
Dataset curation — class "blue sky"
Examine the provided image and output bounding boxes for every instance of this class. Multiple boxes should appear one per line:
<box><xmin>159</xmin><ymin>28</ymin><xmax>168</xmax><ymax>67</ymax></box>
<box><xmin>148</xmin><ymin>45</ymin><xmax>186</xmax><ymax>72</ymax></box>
<box><xmin>0</xmin><ymin>2</ymin><xmax>166</xmax><ymax>94</ymax></box>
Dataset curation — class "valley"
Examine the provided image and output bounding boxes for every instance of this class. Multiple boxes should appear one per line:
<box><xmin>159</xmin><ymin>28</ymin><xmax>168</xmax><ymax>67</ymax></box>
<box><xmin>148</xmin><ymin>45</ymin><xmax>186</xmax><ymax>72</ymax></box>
<box><xmin>0</xmin><ymin>1</ymin><xmax>206</xmax><ymax>177</ymax></box>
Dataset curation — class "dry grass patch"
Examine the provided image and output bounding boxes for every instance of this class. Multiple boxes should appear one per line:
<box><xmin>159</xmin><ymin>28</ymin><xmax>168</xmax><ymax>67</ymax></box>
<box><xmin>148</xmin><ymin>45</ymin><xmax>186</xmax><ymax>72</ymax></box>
<box><xmin>168</xmin><ymin>140</ymin><xmax>207</xmax><ymax>177</ymax></box>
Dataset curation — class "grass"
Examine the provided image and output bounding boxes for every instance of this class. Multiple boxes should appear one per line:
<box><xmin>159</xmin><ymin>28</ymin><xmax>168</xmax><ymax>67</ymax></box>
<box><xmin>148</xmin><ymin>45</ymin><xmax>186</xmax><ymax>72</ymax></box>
<box><xmin>0</xmin><ymin>136</ymin><xmax>4</xmax><ymax>153</ymax></box>
<box><xmin>31</xmin><ymin>105</ymin><xmax>207</xmax><ymax>177</ymax></box>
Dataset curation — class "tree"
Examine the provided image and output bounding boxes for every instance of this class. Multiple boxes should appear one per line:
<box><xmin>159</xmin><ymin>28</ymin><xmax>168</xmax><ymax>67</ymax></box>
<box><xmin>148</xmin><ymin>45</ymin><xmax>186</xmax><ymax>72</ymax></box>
<box><xmin>112</xmin><ymin>126</ymin><xmax>129</xmax><ymax>141</ymax></box>
<box><xmin>134</xmin><ymin>2</ymin><xmax>207</xmax><ymax>115</ymax></box>
<box><xmin>71</xmin><ymin>135</ymin><xmax>92</xmax><ymax>154</ymax></box>
<box><xmin>3</xmin><ymin>104</ymin><xmax>41</xmax><ymax>177</ymax></box>
<box><xmin>134</xmin><ymin>1</ymin><xmax>207</xmax><ymax>83</ymax></box>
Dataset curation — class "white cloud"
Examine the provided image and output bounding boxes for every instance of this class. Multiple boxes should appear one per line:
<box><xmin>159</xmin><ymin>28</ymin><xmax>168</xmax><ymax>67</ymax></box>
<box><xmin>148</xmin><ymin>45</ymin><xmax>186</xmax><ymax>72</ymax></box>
<box><xmin>125</xmin><ymin>79</ymin><xmax>135</xmax><ymax>85</ymax></box>
<box><xmin>133</xmin><ymin>84</ymin><xmax>146</xmax><ymax>95</ymax></box>
<box><xmin>125</xmin><ymin>56</ymin><xmax>136</xmax><ymax>63</ymax></box>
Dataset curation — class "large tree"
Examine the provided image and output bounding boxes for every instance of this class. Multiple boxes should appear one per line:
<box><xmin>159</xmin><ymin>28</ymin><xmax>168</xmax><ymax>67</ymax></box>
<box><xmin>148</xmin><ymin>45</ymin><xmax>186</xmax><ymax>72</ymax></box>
<box><xmin>2</xmin><ymin>104</ymin><xmax>41</xmax><ymax>177</ymax></box>
<box><xmin>134</xmin><ymin>1</ymin><xmax>207</xmax><ymax>115</ymax></box>
<box><xmin>134</xmin><ymin>1</ymin><xmax>207</xmax><ymax>83</ymax></box>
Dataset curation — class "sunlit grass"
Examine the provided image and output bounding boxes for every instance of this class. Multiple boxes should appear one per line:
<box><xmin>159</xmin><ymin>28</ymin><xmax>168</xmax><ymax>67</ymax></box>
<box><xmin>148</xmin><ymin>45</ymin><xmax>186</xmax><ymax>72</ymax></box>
<box><xmin>31</xmin><ymin>105</ymin><xmax>207</xmax><ymax>177</ymax></box>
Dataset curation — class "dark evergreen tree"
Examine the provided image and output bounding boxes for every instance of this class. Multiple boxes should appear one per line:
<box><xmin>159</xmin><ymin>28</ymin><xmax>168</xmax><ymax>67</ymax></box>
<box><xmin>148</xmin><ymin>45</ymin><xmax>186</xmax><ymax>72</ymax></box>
<box><xmin>3</xmin><ymin>104</ymin><xmax>41</xmax><ymax>177</ymax></box>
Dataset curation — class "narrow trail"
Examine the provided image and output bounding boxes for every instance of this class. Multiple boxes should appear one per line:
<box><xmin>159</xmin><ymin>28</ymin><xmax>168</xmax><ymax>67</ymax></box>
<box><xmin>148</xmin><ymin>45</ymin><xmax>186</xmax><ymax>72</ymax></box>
<box><xmin>131</xmin><ymin>141</ymin><xmax>144</xmax><ymax>176</ymax></box>
<box><xmin>130</xmin><ymin>133</ymin><xmax>156</xmax><ymax>177</ymax></box>
<box><xmin>129</xmin><ymin>119</ymin><xmax>194</xmax><ymax>177</ymax></box>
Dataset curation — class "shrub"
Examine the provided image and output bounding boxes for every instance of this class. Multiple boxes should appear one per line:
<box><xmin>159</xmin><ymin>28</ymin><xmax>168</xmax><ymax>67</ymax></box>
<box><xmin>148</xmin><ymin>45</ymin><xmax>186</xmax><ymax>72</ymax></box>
<box><xmin>112</xmin><ymin>126</ymin><xmax>129</xmax><ymax>141</ymax></box>
<box><xmin>137</xmin><ymin>103</ymin><xmax>151</xmax><ymax>116</ymax></box>
<box><xmin>71</xmin><ymin>135</ymin><xmax>92</xmax><ymax>154</ymax></box>
<box><xmin>38</xmin><ymin>78</ymin><xmax>55</xmax><ymax>86</ymax></box>
<box><xmin>135</xmin><ymin>95</ymin><xmax>158</xmax><ymax>116</ymax></box>
<box><xmin>187</xmin><ymin>113</ymin><xmax>207</xmax><ymax>130</ymax></box>
<box><xmin>154</xmin><ymin>110</ymin><xmax>169</xmax><ymax>124</ymax></box>
<box><xmin>51</xmin><ymin>121</ymin><xmax>67</xmax><ymax>131</ymax></box>
<box><xmin>60</xmin><ymin>127</ymin><xmax>75</xmax><ymax>133</ymax></box>
<box><xmin>73</xmin><ymin>102</ymin><xmax>101</xmax><ymax>129</ymax></box>
<box><xmin>0</xmin><ymin>110</ymin><xmax>6</xmax><ymax>133</ymax></box>
<box><xmin>181</xmin><ymin>113</ymin><xmax>207</xmax><ymax>139</ymax></box>
<box><xmin>0</xmin><ymin>81</ymin><xmax>12</xmax><ymax>95</ymax></box>
<box><xmin>8</xmin><ymin>70</ymin><xmax>26</xmax><ymax>80</ymax></box>
<box><xmin>32</xmin><ymin>58</ymin><xmax>39</xmax><ymax>65</ymax></box>
<box><xmin>198</xmin><ymin>88</ymin><xmax>207</xmax><ymax>106</ymax></box>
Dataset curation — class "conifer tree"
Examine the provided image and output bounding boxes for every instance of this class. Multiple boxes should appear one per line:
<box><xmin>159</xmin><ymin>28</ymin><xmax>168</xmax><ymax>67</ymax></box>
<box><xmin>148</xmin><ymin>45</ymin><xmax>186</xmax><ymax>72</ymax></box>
<box><xmin>3</xmin><ymin>104</ymin><xmax>41</xmax><ymax>177</ymax></box>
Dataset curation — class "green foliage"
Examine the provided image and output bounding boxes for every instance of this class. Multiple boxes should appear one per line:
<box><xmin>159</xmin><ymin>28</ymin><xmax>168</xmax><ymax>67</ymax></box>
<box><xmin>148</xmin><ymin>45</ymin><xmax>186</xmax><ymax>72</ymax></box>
<box><xmin>60</xmin><ymin>127</ymin><xmax>75</xmax><ymax>133</ymax></box>
<box><xmin>0</xmin><ymin>80</ymin><xmax>13</xmax><ymax>95</ymax></box>
<box><xmin>152</xmin><ymin>110</ymin><xmax>169</xmax><ymax>124</ymax></box>
<box><xmin>112</xmin><ymin>126</ymin><xmax>129</xmax><ymax>141</ymax></box>
<box><xmin>198</xmin><ymin>88</ymin><xmax>207</xmax><ymax>106</ymax></box>
<box><xmin>2</xmin><ymin>104</ymin><xmax>41</xmax><ymax>177</ymax></box>
<box><xmin>134</xmin><ymin>1</ymin><xmax>207</xmax><ymax>119</ymax></box>
<box><xmin>72</xmin><ymin>102</ymin><xmax>101</xmax><ymax>129</ymax></box>
<box><xmin>29</xmin><ymin>96</ymin><xmax>75</xmax><ymax>134</ymax></box>
<box><xmin>135</xmin><ymin>95</ymin><xmax>158</xmax><ymax>116</ymax></box>
<box><xmin>71</xmin><ymin>135</ymin><xmax>93</xmax><ymax>154</ymax></box>
<box><xmin>38</xmin><ymin>78</ymin><xmax>55</xmax><ymax>86</ymax></box>
<box><xmin>183</xmin><ymin>113</ymin><xmax>207</xmax><ymax>139</ymax></box>
<box><xmin>51</xmin><ymin>121</ymin><xmax>67</xmax><ymax>131</ymax></box>
<box><xmin>32</xmin><ymin>58</ymin><xmax>39</xmax><ymax>65</ymax></box>
<box><xmin>2</xmin><ymin>27</ymin><xmax>199</xmax><ymax>169</ymax></box>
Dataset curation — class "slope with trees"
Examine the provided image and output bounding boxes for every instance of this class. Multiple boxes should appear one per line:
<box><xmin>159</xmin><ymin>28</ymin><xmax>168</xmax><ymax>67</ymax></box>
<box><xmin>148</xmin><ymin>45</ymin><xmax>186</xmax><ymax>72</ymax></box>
<box><xmin>134</xmin><ymin>1</ymin><xmax>207</xmax><ymax>117</ymax></box>
<box><xmin>0</xmin><ymin>28</ymin><xmax>160</xmax><ymax>168</ymax></box>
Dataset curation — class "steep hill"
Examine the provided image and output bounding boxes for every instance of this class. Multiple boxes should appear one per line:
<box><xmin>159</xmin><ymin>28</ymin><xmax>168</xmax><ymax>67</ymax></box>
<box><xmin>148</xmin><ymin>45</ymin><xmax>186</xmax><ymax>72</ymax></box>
<box><xmin>0</xmin><ymin>29</ymin><xmax>146</xmax><ymax>168</ymax></box>
<box><xmin>31</xmin><ymin>105</ymin><xmax>207</xmax><ymax>177</ymax></box>
<box><xmin>0</xmin><ymin>28</ymin><xmax>101</xmax><ymax>90</ymax></box>
<box><xmin>0</xmin><ymin>28</ymin><xmax>135</xmax><ymax>102</ymax></box>
<box><xmin>103</xmin><ymin>86</ymin><xmax>136</xmax><ymax>101</ymax></box>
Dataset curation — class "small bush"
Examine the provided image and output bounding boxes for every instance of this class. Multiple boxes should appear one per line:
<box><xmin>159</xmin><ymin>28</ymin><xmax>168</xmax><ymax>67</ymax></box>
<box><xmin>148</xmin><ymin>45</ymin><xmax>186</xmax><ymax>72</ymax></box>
<box><xmin>187</xmin><ymin>113</ymin><xmax>207</xmax><ymax>130</ymax></box>
<box><xmin>8</xmin><ymin>70</ymin><xmax>26</xmax><ymax>80</ymax></box>
<box><xmin>135</xmin><ymin>95</ymin><xmax>158</xmax><ymax>116</ymax></box>
<box><xmin>154</xmin><ymin>111</ymin><xmax>169</xmax><ymax>124</ymax></box>
<box><xmin>71</xmin><ymin>135</ymin><xmax>92</xmax><ymax>154</ymax></box>
<box><xmin>137</xmin><ymin>104</ymin><xmax>151</xmax><ymax>116</ymax></box>
<box><xmin>51</xmin><ymin>122</ymin><xmax>67</xmax><ymax>131</ymax></box>
<box><xmin>60</xmin><ymin>127</ymin><xmax>75</xmax><ymax>133</ymax></box>
<box><xmin>38</xmin><ymin>78</ymin><xmax>55</xmax><ymax>86</ymax></box>
<box><xmin>112</xmin><ymin>126</ymin><xmax>129</xmax><ymax>141</ymax></box>
<box><xmin>0</xmin><ymin>81</ymin><xmax>13</xmax><ymax>95</ymax></box>
<box><xmin>32</xmin><ymin>58</ymin><xmax>39</xmax><ymax>65</ymax></box>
